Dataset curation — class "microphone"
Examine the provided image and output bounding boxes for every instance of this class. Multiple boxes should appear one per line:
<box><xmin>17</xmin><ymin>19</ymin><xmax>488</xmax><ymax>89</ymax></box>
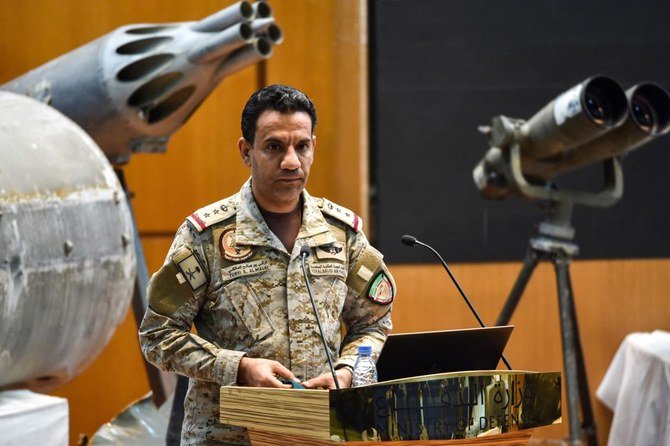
<box><xmin>299</xmin><ymin>244</ymin><xmax>340</xmax><ymax>389</ymax></box>
<box><xmin>401</xmin><ymin>234</ymin><xmax>512</xmax><ymax>370</ymax></box>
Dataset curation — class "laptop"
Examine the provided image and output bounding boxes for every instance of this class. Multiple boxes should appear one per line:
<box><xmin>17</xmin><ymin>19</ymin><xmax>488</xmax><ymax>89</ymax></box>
<box><xmin>376</xmin><ymin>325</ymin><xmax>514</xmax><ymax>382</ymax></box>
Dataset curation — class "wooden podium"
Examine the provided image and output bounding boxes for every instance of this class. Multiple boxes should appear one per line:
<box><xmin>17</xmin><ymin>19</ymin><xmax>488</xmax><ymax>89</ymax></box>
<box><xmin>220</xmin><ymin>370</ymin><xmax>561</xmax><ymax>445</ymax></box>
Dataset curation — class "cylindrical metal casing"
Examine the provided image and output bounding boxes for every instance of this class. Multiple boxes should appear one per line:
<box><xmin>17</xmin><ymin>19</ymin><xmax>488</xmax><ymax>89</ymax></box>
<box><xmin>190</xmin><ymin>1</ymin><xmax>254</xmax><ymax>32</ymax></box>
<box><xmin>519</xmin><ymin>76</ymin><xmax>628</xmax><ymax>160</ymax></box>
<box><xmin>214</xmin><ymin>37</ymin><xmax>273</xmax><ymax>81</ymax></box>
<box><xmin>0</xmin><ymin>92</ymin><xmax>136</xmax><ymax>390</ymax></box>
<box><xmin>527</xmin><ymin>82</ymin><xmax>670</xmax><ymax>179</ymax></box>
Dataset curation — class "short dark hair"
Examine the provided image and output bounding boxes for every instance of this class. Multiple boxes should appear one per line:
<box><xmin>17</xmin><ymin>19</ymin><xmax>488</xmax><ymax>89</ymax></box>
<box><xmin>241</xmin><ymin>84</ymin><xmax>317</xmax><ymax>144</ymax></box>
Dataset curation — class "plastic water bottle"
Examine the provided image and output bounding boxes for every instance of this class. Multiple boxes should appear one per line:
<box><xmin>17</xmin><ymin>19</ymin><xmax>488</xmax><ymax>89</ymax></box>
<box><xmin>351</xmin><ymin>345</ymin><xmax>377</xmax><ymax>387</ymax></box>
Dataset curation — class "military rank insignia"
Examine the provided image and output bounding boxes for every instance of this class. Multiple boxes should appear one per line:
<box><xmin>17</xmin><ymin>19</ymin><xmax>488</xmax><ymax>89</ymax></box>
<box><xmin>367</xmin><ymin>272</ymin><xmax>394</xmax><ymax>305</ymax></box>
<box><xmin>219</xmin><ymin>225</ymin><xmax>253</xmax><ymax>262</ymax></box>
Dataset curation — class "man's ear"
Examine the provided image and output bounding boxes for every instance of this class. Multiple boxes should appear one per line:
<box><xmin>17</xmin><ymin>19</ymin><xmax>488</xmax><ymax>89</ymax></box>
<box><xmin>238</xmin><ymin>137</ymin><xmax>251</xmax><ymax>166</ymax></box>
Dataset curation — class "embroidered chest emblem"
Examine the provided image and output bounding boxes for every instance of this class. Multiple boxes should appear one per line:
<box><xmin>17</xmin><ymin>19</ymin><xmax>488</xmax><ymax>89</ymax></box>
<box><xmin>318</xmin><ymin>243</ymin><xmax>342</xmax><ymax>255</ymax></box>
<box><xmin>219</xmin><ymin>225</ymin><xmax>253</xmax><ymax>262</ymax></box>
<box><xmin>315</xmin><ymin>243</ymin><xmax>346</xmax><ymax>261</ymax></box>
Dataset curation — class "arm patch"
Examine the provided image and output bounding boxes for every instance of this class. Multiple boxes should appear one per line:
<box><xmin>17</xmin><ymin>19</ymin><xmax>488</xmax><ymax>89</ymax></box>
<box><xmin>147</xmin><ymin>261</ymin><xmax>195</xmax><ymax>317</ymax></box>
<box><xmin>147</xmin><ymin>247</ymin><xmax>208</xmax><ymax>317</ymax></box>
<box><xmin>366</xmin><ymin>271</ymin><xmax>394</xmax><ymax>305</ymax></box>
<box><xmin>173</xmin><ymin>248</ymin><xmax>208</xmax><ymax>291</ymax></box>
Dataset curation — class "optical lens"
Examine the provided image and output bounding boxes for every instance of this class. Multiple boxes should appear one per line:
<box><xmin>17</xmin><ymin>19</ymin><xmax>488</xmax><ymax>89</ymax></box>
<box><xmin>584</xmin><ymin>90</ymin><xmax>611</xmax><ymax>126</ymax></box>
<box><xmin>631</xmin><ymin>96</ymin><xmax>656</xmax><ymax>133</ymax></box>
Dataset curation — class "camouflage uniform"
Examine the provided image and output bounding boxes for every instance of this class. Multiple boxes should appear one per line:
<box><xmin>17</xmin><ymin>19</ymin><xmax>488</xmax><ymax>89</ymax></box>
<box><xmin>139</xmin><ymin>180</ymin><xmax>395</xmax><ymax>445</ymax></box>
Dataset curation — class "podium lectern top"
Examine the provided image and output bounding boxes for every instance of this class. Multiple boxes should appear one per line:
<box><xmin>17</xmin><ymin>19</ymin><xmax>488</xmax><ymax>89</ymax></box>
<box><xmin>220</xmin><ymin>369</ymin><xmax>561</xmax><ymax>444</ymax></box>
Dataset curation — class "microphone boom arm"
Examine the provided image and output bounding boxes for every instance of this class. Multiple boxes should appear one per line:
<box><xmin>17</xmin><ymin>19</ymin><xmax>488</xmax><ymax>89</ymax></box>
<box><xmin>402</xmin><ymin>235</ymin><xmax>513</xmax><ymax>370</ymax></box>
<box><xmin>415</xmin><ymin>240</ymin><xmax>486</xmax><ymax>327</ymax></box>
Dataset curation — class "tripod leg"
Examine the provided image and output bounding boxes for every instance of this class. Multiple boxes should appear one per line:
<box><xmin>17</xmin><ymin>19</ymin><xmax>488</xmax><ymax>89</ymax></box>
<box><xmin>561</xmin><ymin>262</ymin><xmax>598</xmax><ymax>446</ymax></box>
<box><xmin>496</xmin><ymin>248</ymin><xmax>540</xmax><ymax>326</ymax></box>
<box><xmin>554</xmin><ymin>257</ymin><xmax>582</xmax><ymax>444</ymax></box>
<box><xmin>554</xmin><ymin>256</ymin><xmax>597</xmax><ymax>446</ymax></box>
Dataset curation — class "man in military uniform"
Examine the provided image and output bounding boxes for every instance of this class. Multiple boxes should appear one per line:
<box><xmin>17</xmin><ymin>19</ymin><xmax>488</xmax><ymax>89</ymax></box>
<box><xmin>139</xmin><ymin>84</ymin><xmax>394</xmax><ymax>445</ymax></box>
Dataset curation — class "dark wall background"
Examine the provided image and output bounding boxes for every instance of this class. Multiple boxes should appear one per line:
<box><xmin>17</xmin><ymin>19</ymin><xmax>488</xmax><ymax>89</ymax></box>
<box><xmin>371</xmin><ymin>0</ymin><xmax>670</xmax><ymax>263</ymax></box>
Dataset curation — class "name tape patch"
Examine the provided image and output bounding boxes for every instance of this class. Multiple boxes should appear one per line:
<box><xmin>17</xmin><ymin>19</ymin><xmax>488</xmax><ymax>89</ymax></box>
<box><xmin>309</xmin><ymin>262</ymin><xmax>347</xmax><ymax>278</ymax></box>
<box><xmin>221</xmin><ymin>259</ymin><xmax>270</xmax><ymax>282</ymax></box>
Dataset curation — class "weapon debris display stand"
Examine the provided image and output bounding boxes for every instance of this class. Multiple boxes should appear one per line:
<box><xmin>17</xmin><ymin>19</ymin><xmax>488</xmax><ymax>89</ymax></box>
<box><xmin>220</xmin><ymin>370</ymin><xmax>562</xmax><ymax>445</ymax></box>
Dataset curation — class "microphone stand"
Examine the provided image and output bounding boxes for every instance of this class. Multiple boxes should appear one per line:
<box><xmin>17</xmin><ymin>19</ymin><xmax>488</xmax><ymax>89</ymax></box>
<box><xmin>401</xmin><ymin>235</ymin><xmax>513</xmax><ymax>370</ymax></box>
<box><xmin>299</xmin><ymin>246</ymin><xmax>340</xmax><ymax>389</ymax></box>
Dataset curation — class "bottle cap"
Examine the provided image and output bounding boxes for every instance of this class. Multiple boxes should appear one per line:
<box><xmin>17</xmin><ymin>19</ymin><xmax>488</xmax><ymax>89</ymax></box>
<box><xmin>357</xmin><ymin>345</ymin><xmax>372</xmax><ymax>355</ymax></box>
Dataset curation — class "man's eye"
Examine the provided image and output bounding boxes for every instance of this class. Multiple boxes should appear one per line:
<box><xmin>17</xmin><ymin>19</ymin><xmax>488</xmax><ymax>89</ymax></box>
<box><xmin>297</xmin><ymin>143</ymin><xmax>310</xmax><ymax>152</ymax></box>
<box><xmin>267</xmin><ymin>144</ymin><xmax>281</xmax><ymax>152</ymax></box>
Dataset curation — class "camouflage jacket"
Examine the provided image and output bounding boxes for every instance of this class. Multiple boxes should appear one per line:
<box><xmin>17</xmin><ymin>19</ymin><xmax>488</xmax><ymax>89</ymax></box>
<box><xmin>139</xmin><ymin>180</ymin><xmax>394</xmax><ymax>445</ymax></box>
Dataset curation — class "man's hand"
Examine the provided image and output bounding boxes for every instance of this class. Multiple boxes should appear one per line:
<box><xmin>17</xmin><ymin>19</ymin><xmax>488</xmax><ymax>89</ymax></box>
<box><xmin>236</xmin><ymin>357</ymin><xmax>297</xmax><ymax>388</ymax></box>
<box><xmin>302</xmin><ymin>368</ymin><xmax>352</xmax><ymax>390</ymax></box>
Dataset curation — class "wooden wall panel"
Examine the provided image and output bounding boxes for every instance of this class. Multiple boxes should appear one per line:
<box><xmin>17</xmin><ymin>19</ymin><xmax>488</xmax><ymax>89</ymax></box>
<box><xmin>141</xmin><ymin>236</ymin><xmax>177</xmax><ymax>273</ymax></box>
<box><xmin>332</xmin><ymin>0</ymin><xmax>370</xmax><ymax>221</ymax></box>
<box><xmin>265</xmin><ymin>1</ymin><xmax>337</xmax><ymax>204</ymax></box>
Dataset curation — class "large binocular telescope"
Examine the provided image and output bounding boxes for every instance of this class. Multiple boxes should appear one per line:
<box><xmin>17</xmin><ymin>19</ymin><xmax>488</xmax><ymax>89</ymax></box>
<box><xmin>474</xmin><ymin>76</ymin><xmax>670</xmax><ymax>199</ymax></box>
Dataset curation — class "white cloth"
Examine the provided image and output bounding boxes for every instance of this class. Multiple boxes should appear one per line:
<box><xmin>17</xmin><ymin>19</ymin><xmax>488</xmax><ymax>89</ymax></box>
<box><xmin>0</xmin><ymin>390</ymin><xmax>68</xmax><ymax>446</ymax></box>
<box><xmin>596</xmin><ymin>330</ymin><xmax>670</xmax><ymax>446</ymax></box>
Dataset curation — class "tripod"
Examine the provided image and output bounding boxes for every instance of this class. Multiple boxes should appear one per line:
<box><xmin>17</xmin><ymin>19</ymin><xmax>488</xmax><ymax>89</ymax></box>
<box><xmin>495</xmin><ymin>200</ymin><xmax>598</xmax><ymax>446</ymax></box>
<box><xmin>473</xmin><ymin>104</ymin><xmax>640</xmax><ymax>444</ymax></box>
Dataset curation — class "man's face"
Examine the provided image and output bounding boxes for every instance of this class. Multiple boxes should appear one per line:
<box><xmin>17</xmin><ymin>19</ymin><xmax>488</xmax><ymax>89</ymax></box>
<box><xmin>238</xmin><ymin>110</ymin><xmax>315</xmax><ymax>212</ymax></box>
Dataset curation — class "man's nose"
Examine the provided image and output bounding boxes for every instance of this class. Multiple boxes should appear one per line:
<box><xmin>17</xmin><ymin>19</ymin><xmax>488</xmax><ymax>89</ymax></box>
<box><xmin>281</xmin><ymin>147</ymin><xmax>301</xmax><ymax>171</ymax></box>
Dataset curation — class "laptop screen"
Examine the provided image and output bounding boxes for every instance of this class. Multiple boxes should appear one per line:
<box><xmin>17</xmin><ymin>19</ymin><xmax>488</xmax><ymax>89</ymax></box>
<box><xmin>375</xmin><ymin>325</ymin><xmax>514</xmax><ymax>382</ymax></box>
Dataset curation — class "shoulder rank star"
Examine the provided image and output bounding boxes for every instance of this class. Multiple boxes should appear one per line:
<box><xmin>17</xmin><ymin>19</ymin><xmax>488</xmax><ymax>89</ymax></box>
<box><xmin>219</xmin><ymin>225</ymin><xmax>252</xmax><ymax>262</ymax></box>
